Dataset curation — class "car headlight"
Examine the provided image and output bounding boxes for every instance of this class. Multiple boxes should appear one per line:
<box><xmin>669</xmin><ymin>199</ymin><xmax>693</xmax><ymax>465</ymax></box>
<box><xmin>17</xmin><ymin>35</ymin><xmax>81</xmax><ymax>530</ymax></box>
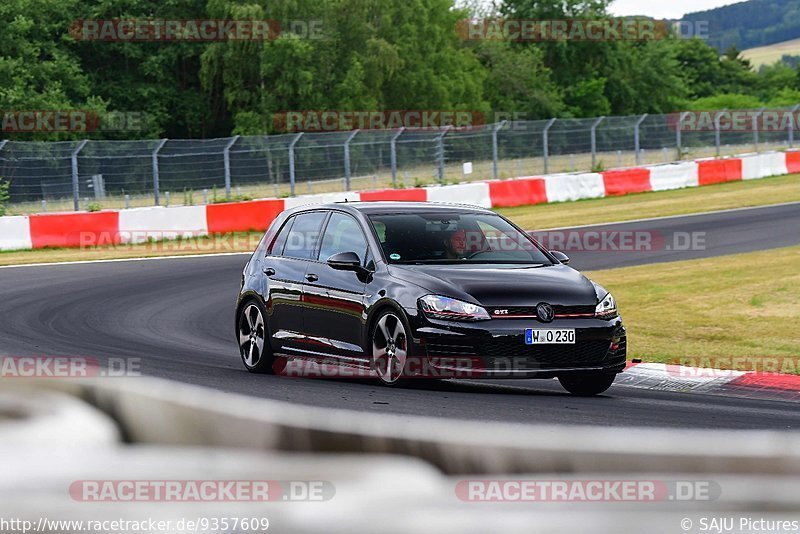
<box><xmin>419</xmin><ymin>295</ymin><xmax>490</xmax><ymax>322</ymax></box>
<box><xmin>595</xmin><ymin>292</ymin><xmax>618</xmax><ymax>319</ymax></box>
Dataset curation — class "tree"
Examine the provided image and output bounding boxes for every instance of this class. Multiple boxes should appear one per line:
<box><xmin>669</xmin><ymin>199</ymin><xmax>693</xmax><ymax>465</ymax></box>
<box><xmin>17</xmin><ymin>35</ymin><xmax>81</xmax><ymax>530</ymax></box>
<box><xmin>477</xmin><ymin>41</ymin><xmax>564</xmax><ymax>119</ymax></box>
<box><xmin>0</xmin><ymin>0</ymin><xmax>106</xmax><ymax>140</ymax></box>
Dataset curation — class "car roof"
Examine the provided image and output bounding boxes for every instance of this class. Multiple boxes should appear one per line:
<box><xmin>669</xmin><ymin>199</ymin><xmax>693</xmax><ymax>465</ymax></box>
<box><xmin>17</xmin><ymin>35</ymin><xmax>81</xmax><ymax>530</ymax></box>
<box><xmin>288</xmin><ymin>201</ymin><xmax>493</xmax><ymax>216</ymax></box>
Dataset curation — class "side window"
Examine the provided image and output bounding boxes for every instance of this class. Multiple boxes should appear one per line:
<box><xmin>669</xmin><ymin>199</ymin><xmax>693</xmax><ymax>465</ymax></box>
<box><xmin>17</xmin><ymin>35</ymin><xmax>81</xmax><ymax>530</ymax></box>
<box><xmin>267</xmin><ymin>217</ymin><xmax>294</xmax><ymax>256</ymax></box>
<box><xmin>318</xmin><ymin>213</ymin><xmax>369</xmax><ymax>263</ymax></box>
<box><xmin>284</xmin><ymin>212</ymin><xmax>328</xmax><ymax>260</ymax></box>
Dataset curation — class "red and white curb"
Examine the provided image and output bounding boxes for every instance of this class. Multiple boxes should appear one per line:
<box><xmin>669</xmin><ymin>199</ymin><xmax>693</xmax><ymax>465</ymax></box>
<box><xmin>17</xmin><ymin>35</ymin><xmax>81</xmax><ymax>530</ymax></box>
<box><xmin>620</xmin><ymin>362</ymin><xmax>800</xmax><ymax>401</ymax></box>
<box><xmin>1</xmin><ymin>149</ymin><xmax>799</xmax><ymax>252</ymax></box>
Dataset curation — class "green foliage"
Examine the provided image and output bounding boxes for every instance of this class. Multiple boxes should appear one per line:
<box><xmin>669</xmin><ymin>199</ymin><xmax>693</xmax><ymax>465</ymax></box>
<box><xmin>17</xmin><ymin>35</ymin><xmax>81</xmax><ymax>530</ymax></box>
<box><xmin>211</xmin><ymin>194</ymin><xmax>253</xmax><ymax>204</ymax></box>
<box><xmin>0</xmin><ymin>178</ymin><xmax>10</xmax><ymax>216</ymax></box>
<box><xmin>86</xmin><ymin>201</ymin><xmax>102</xmax><ymax>212</ymax></box>
<box><xmin>3</xmin><ymin>0</ymin><xmax>800</xmax><ymax>142</ymax></box>
<box><xmin>477</xmin><ymin>41</ymin><xmax>564</xmax><ymax>118</ymax></box>
<box><xmin>686</xmin><ymin>94</ymin><xmax>764</xmax><ymax>110</ymax></box>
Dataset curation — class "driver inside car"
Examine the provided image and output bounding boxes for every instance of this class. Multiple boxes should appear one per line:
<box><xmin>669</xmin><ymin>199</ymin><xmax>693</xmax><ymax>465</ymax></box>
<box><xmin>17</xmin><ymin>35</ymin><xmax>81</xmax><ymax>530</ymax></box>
<box><xmin>443</xmin><ymin>228</ymin><xmax>468</xmax><ymax>259</ymax></box>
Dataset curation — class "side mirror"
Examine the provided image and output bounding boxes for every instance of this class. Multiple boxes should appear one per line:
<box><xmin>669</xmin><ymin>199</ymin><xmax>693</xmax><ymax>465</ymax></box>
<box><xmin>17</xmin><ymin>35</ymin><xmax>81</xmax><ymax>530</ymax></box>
<box><xmin>551</xmin><ymin>250</ymin><xmax>570</xmax><ymax>265</ymax></box>
<box><xmin>326</xmin><ymin>251</ymin><xmax>362</xmax><ymax>271</ymax></box>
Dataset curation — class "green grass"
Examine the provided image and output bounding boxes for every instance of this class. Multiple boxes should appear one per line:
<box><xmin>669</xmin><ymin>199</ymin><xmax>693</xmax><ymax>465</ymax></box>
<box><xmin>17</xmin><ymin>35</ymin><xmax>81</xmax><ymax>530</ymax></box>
<box><xmin>0</xmin><ymin>232</ymin><xmax>261</xmax><ymax>266</ymax></box>
<box><xmin>586</xmin><ymin>246</ymin><xmax>800</xmax><ymax>369</ymax></box>
<box><xmin>496</xmin><ymin>173</ymin><xmax>800</xmax><ymax>229</ymax></box>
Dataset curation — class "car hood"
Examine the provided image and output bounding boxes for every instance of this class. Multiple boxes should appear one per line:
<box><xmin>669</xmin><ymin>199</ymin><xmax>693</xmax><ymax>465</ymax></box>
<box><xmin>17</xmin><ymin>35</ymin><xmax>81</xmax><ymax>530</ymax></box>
<box><xmin>388</xmin><ymin>263</ymin><xmax>598</xmax><ymax>307</ymax></box>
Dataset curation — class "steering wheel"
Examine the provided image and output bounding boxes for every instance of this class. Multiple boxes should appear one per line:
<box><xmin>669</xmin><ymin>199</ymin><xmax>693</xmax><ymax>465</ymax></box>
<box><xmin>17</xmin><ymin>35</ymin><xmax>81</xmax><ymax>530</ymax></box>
<box><xmin>465</xmin><ymin>249</ymin><xmax>492</xmax><ymax>260</ymax></box>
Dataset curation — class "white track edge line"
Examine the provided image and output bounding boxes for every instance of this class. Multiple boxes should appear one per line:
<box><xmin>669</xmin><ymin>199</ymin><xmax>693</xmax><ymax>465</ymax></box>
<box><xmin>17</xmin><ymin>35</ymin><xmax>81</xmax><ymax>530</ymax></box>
<box><xmin>0</xmin><ymin>251</ymin><xmax>251</xmax><ymax>269</ymax></box>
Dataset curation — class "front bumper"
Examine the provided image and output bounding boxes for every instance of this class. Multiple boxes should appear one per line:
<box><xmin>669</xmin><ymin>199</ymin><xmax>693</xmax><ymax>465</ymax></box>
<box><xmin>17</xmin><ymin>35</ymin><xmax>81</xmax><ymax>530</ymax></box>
<box><xmin>406</xmin><ymin>315</ymin><xmax>627</xmax><ymax>379</ymax></box>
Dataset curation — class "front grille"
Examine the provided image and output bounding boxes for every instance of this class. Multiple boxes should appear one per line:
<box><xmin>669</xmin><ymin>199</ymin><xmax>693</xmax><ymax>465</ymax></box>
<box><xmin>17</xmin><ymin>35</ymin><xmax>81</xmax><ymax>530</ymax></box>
<box><xmin>477</xmin><ymin>337</ymin><xmax>612</xmax><ymax>369</ymax></box>
<box><xmin>488</xmin><ymin>305</ymin><xmax>595</xmax><ymax>319</ymax></box>
<box><xmin>426</xmin><ymin>342</ymin><xmax>478</xmax><ymax>358</ymax></box>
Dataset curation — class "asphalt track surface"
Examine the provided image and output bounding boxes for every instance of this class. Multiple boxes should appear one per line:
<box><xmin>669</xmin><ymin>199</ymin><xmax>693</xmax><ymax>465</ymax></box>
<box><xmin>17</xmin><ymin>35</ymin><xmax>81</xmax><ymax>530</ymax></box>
<box><xmin>1</xmin><ymin>202</ymin><xmax>799</xmax><ymax>430</ymax></box>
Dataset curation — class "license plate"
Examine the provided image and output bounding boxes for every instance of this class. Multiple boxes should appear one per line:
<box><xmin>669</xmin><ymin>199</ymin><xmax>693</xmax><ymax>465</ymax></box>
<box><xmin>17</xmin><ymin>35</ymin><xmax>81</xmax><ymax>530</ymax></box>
<box><xmin>525</xmin><ymin>329</ymin><xmax>576</xmax><ymax>345</ymax></box>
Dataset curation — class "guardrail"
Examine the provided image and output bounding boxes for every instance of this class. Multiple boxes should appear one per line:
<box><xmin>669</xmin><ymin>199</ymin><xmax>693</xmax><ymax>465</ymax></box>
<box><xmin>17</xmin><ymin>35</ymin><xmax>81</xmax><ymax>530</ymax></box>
<box><xmin>4</xmin><ymin>376</ymin><xmax>800</xmax><ymax>532</ymax></box>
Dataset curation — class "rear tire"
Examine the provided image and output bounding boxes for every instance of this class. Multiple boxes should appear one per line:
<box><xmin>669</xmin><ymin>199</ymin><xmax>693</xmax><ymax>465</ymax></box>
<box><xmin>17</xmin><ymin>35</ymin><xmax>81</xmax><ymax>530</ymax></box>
<box><xmin>558</xmin><ymin>372</ymin><xmax>616</xmax><ymax>396</ymax></box>
<box><xmin>237</xmin><ymin>299</ymin><xmax>275</xmax><ymax>374</ymax></box>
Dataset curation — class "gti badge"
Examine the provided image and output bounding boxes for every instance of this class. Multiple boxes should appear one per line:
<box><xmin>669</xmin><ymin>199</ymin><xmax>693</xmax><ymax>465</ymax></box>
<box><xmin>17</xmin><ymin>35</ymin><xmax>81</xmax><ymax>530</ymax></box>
<box><xmin>493</xmin><ymin>309</ymin><xmax>509</xmax><ymax>316</ymax></box>
<box><xmin>536</xmin><ymin>303</ymin><xmax>554</xmax><ymax>323</ymax></box>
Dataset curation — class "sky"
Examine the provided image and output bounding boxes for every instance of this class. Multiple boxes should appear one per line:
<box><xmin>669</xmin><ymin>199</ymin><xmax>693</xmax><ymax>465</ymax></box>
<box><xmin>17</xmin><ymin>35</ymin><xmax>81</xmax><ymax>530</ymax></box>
<box><xmin>609</xmin><ymin>0</ymin><xmax>739</xmax><ymax>19</ymax></box>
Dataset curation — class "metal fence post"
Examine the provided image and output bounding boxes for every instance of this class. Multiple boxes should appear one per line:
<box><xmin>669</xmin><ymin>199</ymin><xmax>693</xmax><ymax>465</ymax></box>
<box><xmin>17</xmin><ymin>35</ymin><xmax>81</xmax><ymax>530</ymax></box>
<box><xmin>542</xmin><ymin>118</ymin><xmax>556</xmax><ymax>174</ymax></box>
<box><xmin>288</xmin><ymin>132</ymin><xmax>304</xmax><ymax>196</ymax></box>
<box><xmin>151</xmin><ymin>138</ymin><xmax>168</xmax><ymax>206</ymax></box>
<box><xmin>223</xmin><ymin>135</ymin><xmax>240</xmax><ymax>199</ymax></box>
<box><xmin>634</xmin><ymin>114</ymin><xmax>648</xmax><ymax>165</ymax></box>
<box><xmin>714</xmin><ymin>109</ymin><xmax>725</xmax><ymax>157</ymax></box>
<box><xmin>492</xmin><ymin>121</ymin><xmax>506</xmax><ymax>180</ymax></box>
<box><xmin>343</xmin><ymin>129</ymin><xmax>359</xmax><ymax>191</ymax></box>
<box><xmin>752</xmin><ymin>107</ymin><xmax>764</xmax><ymax>150</ymax></box>
<box><xmin>71</xmin><ymin>140</ymin><xmax>88</xmax><ymax>211</ymax></box>
<box><xmin>390</xmin><ymin>127</ymin><xmax>405</xmax><ymax>187</ymax></box>
<box><xmin>436</xmin><ymin>126</ymin><xmax>452</xmax><ymax>183</ymax></box>
<box><xmin>590</xmin><ymin>117</ymin><xmax>605</xmax><ymax>169</ymax></box>
<box><xmin>676</xmin><ymin>111</ymin><xmax>689</xmax><ymax>160</ymax></box>
<box><xmin>789</xmin><ymin>105</ymin><xmax>800</xmax><ymax>148</ymax></box>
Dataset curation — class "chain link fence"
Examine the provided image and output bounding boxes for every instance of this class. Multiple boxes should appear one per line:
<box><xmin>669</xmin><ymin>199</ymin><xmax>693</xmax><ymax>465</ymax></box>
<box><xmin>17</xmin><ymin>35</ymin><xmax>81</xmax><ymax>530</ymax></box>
<box><xmin>1</xmin><ymin>109</ymin><xmax>798</xmax><ymax>214</ymax></box>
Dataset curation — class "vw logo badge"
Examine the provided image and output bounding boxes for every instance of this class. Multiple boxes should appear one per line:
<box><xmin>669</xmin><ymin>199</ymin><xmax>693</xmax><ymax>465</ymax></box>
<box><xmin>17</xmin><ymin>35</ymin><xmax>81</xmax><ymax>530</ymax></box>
<box><xmin>536</xmin><ymin>303</ymin><xmax>554</xmax><ymax>323</ymax></box>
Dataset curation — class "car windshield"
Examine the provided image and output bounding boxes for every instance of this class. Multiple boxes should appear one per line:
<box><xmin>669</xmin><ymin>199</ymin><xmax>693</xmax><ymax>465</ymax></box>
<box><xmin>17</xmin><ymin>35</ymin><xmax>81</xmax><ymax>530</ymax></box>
<box><xmin>368</xmin><ymin>212</ymin><xmax>554</xmax><ymax>265</ymax></box>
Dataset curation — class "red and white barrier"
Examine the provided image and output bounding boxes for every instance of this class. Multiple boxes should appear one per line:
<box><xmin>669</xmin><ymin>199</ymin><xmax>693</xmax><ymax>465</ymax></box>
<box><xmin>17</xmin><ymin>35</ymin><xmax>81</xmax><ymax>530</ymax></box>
<box><xmin>648</xmin><ymin>162</ymin><xmax>699</xmax><ymax>191</ymax></box>
<box><xmin>488</xmin><ymin>177</ymin><xmax>547</xmax><ymax>208</ymax></box>
<box><xmin>544</xmin><ymin>172</ymin><xmax>605</xmax><ymax>203</ymax></box>
<box><xmin>0</xmin><ymin>215</ymin><xmax>32</xmax><ymax>250</ymax></box>
<box><xmin>29</xmin><ymin>211</ymin><xmax>120</xmax><ymax>248</ymax></box>
<box><xmin>426</xmin><ymin>182</ymin><xmax>492</xmax><ymax>208</ymax></box>
<box><xmin>741</xmin><ymin>152</ymin><xmax>788</xmax><ymax>180</ymax></box>
<box><xmin>206</xmin><ymin>198</ymin><xmax>285</xmax><ymax>234</ymax></box>
<box><xmin>1</xmin><ymin>150</ymin><xmax>798</xmax><ymax>251</ymax></box>
<box><xmin>697</xmin><ymin>157</ymin><xmax>742</xmax><ymax>185</ymax></box>
<box><xmin>601</xmin><ymin>168</ymin><xmax>652</xmax><ymax>196</ymax></box>
<box><xmin>118</xmin><ymin>205</ymin><xmax>208</xmax><ymax>244</ymax></box>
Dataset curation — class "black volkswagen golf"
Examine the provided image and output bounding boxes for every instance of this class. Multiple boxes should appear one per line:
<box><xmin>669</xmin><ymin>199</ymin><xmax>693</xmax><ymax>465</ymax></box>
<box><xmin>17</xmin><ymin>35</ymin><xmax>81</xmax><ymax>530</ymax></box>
<box><xmin>236</xmin><ymin>202</ymin><xmax>626</xmax><ymax>396</ymax></box>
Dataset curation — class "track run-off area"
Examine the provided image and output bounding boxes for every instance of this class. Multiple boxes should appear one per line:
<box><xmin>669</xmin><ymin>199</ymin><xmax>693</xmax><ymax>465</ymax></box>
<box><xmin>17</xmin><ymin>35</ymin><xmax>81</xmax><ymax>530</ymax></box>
<box><xmin>1</xmin><ymin>202</ymin><xmax>799</xmax><ymax>430</ymax></box>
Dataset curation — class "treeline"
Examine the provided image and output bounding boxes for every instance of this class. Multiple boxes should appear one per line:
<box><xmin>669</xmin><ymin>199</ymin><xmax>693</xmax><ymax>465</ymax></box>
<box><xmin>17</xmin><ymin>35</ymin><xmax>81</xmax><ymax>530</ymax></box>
<box><xmin>682</xmin><ymin>0</ymin><xmax>800</xmax><ymax>52</ymax></box>
<box><xmin>4</xmin><ymin>0</ymin><xmax>800</xmax><ymax>141</ymax></box>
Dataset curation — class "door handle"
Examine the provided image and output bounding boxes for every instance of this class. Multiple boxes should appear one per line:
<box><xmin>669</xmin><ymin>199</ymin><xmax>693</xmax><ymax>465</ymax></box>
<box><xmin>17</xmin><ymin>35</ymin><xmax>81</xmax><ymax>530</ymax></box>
<box><xmin>263</xmin><ymin>267</ymin><xmax>276</xmax><ymax>276</ymax></box>
<box><xmin>305</xmin><ymin>273</ymin><xmax>318</xmax><ymax>282</ymax></box>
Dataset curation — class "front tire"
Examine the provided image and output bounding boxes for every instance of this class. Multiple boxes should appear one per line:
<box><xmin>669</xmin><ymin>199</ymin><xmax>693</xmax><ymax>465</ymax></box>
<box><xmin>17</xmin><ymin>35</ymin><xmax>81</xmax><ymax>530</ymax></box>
<box><xmin>558</xmin><ymin>372</ymin><xmax>616</xmax><ymax>396</ymax></box>
<box><xmin>237</xmin><ymin>299</ymin><xmax>275</xmax><ymax>373</ymax></box>
<box><xmin>370</xmin><ymin>310</ymin><xmax>410</xmax><ymax>386</ymax></box>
